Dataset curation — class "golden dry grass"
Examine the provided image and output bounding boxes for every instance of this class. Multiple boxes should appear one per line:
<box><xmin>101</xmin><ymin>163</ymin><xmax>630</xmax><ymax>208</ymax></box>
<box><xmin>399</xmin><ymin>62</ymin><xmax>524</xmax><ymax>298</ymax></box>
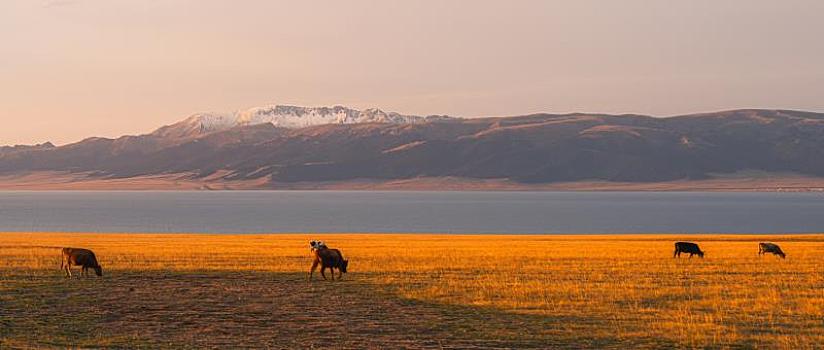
<box><xmin>1</xmin><ymin>233</ymin><xmax>822</xmax><ymax>348</ymax></box>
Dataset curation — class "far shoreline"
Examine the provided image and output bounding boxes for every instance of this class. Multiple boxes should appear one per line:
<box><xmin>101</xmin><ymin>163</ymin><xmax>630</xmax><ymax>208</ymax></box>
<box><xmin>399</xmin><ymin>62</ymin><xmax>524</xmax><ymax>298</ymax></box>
<box><xmin>2</xmin><ymin>171</ymin><xmax>824</xmax><ymax>192</ymax></box>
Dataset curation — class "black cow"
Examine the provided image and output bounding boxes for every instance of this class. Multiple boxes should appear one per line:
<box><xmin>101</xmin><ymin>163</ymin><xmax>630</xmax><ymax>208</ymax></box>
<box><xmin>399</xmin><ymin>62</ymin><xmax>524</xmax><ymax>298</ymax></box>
<box><xmin>674</xmin><ymin>242</ymin><xmax>704</xmax><ymax>258</ymax></box>
<box><xmin>758</xmin><ymin>242</ymin><xmax>786</xmax><ymax>259</ymax></box>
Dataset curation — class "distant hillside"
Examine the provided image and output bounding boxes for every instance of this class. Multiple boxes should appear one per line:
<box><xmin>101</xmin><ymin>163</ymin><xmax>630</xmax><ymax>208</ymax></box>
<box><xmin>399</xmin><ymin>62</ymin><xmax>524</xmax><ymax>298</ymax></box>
<box><xmin>3</xmin><ymin>107</ymin><xmax>824</xmax><ymax>189</ymax></box>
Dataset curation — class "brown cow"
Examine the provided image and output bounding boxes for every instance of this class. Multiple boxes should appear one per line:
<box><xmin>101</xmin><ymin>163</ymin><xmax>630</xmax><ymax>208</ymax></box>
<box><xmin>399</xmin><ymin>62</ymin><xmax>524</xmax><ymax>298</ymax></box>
<box><xmin>758</xmin><ymin>242</ymin><xmax>786</xmax><ymax>259</ymax></box>
<box><xmin>61</xmin><ymin>248</ymin><xmax>103</xmax><ymax>277</ymax></box>
<box><xmin>308</xmin><ymin>245</ymin><xmax>348</xmax><ymax>281</ymax></box>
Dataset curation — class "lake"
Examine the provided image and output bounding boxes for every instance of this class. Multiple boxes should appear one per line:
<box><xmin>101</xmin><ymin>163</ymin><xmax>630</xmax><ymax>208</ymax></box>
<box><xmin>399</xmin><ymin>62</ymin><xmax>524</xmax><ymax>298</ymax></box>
<box><xmin>0</xmin><ymin>191</ymin><xmax>822</xmax><ymax>234</ymax></box>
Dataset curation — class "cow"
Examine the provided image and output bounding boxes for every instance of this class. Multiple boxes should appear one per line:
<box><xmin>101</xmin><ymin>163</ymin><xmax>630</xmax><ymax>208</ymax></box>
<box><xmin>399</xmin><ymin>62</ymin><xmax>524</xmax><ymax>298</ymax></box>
<box><xmin>758</xmin><ymin>242</ymin><xmax>786</xmax><ymax>259</ymax></box>
<box><xmin>308</xmin><ymin>245</ymin><xmax>348</xmax><ymax>281</ymax></box>
<box><xmin>61</xmin><ymin>247</ymin><xmax>103</xmax><ymax>277</ymax></box>
<box><xmin>674</xmin><ymin>242</ymin><xmax>704</xmax><ymax>258</ymax></box>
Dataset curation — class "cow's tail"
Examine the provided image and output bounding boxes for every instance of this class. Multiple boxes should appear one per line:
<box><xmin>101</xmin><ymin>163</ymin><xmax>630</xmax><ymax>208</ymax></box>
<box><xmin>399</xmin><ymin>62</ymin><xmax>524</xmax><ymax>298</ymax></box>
<box><xmin>333</xmin><ymin>249</ymin><xmax>346</xmax><ymax>270</ymax></box>
<box><xmin>57</xmin><ymin>246</ymin><xmax>67</xmax><ymax>269</ymax></box>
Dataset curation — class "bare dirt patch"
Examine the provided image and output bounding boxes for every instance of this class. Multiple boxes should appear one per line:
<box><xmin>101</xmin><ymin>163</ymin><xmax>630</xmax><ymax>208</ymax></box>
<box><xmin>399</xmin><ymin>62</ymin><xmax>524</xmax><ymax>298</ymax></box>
<box><xmin>1</xmin><ymin>270</ymin><xmax>564</xmax><ymax>349</ymax></box>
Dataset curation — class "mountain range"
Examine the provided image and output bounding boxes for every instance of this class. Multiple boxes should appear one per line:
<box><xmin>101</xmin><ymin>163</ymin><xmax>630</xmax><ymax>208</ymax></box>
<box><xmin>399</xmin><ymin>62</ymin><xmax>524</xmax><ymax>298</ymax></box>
<box><xmin>2</xmin><ymin>105</ymin><xmax>824</xmax><ymax>190</ymax></box>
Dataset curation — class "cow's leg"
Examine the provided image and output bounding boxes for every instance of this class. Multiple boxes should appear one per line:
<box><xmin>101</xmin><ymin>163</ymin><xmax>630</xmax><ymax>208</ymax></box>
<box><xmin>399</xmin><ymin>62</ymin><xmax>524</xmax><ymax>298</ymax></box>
<box><xmin>64</xmin><ymin>264</ymin><xmax>71</xmax><ymax>278</ymax></box>
<box><xmin>82</xmin><ymin>266</ymin><xmax>86</xmax><ymax>277</ymax></box>
<box><xmin>674</xmin><ymin>249</ymin><xmax>679</xmax><ymax>258</ymax></box>
<box><xmin>337</xmin><ymin>268</ymin><xmax>343</xmax><ymax>280</ymax></box>
<box><xmin>309</xmin><ymin>260</ymin><xmax>319</xmax><ymax>281</ymax></box>
<box><xmin>320</xmin><ymin>266</ymin><xmax>328</xmax><ymax>280</ymax></box>
<box><xmin>689</xmin><ymin>253</ymin><xmax>693</xmax><ymax>259</ymax></box>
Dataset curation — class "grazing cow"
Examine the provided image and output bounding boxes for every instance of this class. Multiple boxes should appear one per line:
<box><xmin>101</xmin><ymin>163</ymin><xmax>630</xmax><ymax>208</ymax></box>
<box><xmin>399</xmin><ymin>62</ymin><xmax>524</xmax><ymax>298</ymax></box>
<box><xmin>674</xmin><ymin>242</ymin><xmax>704</xmax><ymax>259</ymax></box>
<box><xmin>758</xmin><ymin>242</ymin><xmax>786</xmax><ymax>259</ymax></box>
<box><xmin>308</xmin><ymin>245</ymin><xmax>348</xmax><ymax>281</ymax></box>
<box><xmin>61</xmin><ymin>248</ymin><xmax>103</xmax><ymax>277</ymax></box>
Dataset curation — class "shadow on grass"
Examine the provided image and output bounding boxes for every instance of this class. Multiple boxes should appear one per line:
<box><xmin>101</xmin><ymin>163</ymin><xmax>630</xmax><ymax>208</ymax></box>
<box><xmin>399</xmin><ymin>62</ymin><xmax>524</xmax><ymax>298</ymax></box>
<box><xmin>1</xmin><ymin>269</ymin><xmax>673</xmax><ymax>349</ymax></box>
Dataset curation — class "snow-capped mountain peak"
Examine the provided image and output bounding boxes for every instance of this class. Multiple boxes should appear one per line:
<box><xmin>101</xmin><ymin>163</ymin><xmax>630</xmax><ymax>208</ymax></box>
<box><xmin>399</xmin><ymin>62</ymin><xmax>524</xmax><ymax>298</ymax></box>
<box><xmin>155</xmin><ymin>105</ymin><xmax>440</xmax><ymax>138</ymax></box>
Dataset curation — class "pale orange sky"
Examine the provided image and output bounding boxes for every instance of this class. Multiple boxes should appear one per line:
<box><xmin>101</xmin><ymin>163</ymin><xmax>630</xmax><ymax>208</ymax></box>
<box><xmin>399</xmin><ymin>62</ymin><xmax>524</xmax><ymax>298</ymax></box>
<box><xmin>1</xmin><ymin>0</ymin><xmax>823</xmax><ymax>145</ymax></box>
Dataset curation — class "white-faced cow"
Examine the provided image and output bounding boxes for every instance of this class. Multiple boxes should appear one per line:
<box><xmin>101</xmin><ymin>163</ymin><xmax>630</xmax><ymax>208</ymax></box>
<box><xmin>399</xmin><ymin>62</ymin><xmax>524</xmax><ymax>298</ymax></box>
<box><xmin>674</xmin><ymin>242</ymin><xmax>704</xmax><ymax>259</ymax></box>
<box><xmin>308</xmin><ymin>243</ymin><xmax>348</xmax><ymax>281</ymax></box>
<box><xmin>758</xmin><ymin>242</ymin><xmax>786</xmax><ymax>259</ymax></box>
<box><xmin>309</xmin><ymin>240</ymin><xmax>328</xmax><ymax>252</ymax></box>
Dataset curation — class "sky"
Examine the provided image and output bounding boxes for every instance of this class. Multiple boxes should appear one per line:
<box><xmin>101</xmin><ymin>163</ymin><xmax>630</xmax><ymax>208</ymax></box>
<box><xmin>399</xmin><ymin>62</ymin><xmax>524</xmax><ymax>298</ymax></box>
<box><xmin>1</xmin><ymin>1</ymin><xmax>823</xmax><ymax>145</ymax></box>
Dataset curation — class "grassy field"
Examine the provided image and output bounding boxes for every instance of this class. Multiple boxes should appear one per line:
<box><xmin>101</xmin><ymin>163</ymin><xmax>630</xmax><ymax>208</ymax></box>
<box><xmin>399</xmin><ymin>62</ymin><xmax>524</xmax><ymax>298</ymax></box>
<box><xmin>1</xmin><ymin>233</ymin><xmax>822</xmax><ymax>348</ymax></box>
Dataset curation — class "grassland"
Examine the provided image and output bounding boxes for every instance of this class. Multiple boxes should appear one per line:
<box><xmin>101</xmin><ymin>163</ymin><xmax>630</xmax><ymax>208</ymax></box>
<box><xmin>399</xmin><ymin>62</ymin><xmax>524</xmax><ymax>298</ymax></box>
<box><xmin>1</xmin><ymin>233</ymin><xmax>822</xmax><ymax>349</ymax></box>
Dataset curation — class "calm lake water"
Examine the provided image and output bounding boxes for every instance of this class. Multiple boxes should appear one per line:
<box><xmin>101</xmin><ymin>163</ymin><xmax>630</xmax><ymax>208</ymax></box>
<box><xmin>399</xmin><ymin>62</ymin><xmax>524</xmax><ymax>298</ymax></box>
<box><xmin>0</xmin><ymin>191</ymin><xmax>823</xmax><ymax>234</ymax></box>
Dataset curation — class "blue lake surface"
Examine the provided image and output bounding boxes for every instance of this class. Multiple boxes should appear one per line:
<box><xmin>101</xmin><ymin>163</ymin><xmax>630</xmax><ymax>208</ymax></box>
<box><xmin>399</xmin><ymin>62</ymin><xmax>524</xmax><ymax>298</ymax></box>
<box><xmin>0</xmin><ymin>191</ymin><xmax>823</xmax><ymax>234</ymax></box>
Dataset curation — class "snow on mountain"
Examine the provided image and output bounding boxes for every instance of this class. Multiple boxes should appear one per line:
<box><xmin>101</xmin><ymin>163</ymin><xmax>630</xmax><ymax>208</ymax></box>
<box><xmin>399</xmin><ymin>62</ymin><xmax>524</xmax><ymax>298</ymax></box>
<box><xmin>151</xmin><ymin>112</ymin><xmax>236</xmax><ymax>139</ymax></box>
<box><xmin>183</xmin><ymin>113</ymin><xmax>237</xmax><ymax>131</ymax></box>
<box><xmin>157</xmin><ymin>105</ymin><xmax>438</xmax><ymax>138</ymax></box>
<box><xmin>235</xmin><ymin>105</ymin><xmax>425</xmax><ymax>128</ymax></box>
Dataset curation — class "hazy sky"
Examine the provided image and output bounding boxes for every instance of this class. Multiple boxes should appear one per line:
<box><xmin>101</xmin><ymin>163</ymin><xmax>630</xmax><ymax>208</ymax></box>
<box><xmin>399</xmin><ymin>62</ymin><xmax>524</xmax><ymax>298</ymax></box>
<box><xmin>1</xmin><ymin>1</ymin><xmax>823</xmax><ymax>145</ymax></box>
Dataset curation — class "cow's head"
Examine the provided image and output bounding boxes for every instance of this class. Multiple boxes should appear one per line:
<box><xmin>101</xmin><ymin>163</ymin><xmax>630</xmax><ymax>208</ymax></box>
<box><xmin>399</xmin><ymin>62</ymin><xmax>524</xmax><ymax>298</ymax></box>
<box><xmin>778</xmin><ymin>252</ymin><xmax>786</xmax><ymax>259</ymax></box>
<box><xmin>94</xmin><ymin>266</ymin><xmax>103</xmax><ymax>276</ymax></box>
<box><xmin>340</xmin><ymin>259</ymin><xmax>348</xmax><ymax>273</ymax></box>
<box><xmin>698</xmin><ymin>251</ymin><xmax>705</xmax><ymax>258</ymax></box>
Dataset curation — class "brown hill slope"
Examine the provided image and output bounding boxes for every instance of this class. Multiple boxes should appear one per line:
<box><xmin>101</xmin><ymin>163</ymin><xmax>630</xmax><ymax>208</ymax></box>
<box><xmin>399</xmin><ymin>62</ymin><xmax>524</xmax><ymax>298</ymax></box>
<box><xmin>2</xmin><ymin>109</ymin><xmax>824</xmax><ymax>187</ymax></box>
